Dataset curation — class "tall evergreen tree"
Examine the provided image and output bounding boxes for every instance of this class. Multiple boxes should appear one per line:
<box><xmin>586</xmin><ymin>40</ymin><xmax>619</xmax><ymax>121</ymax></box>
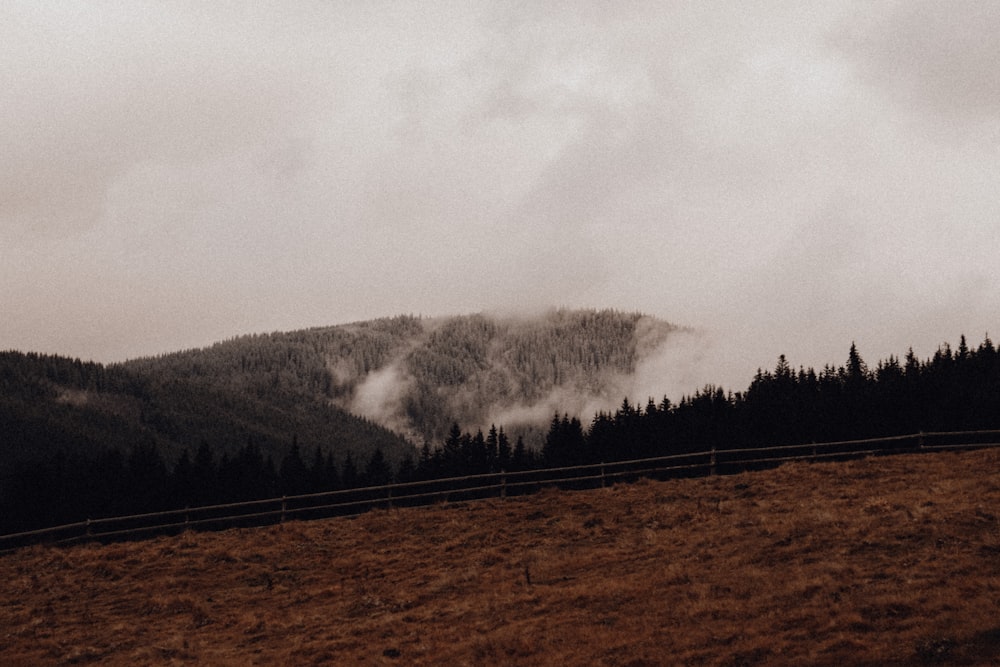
<box><xmin>497</xmin><ymin>426</ymin><xmax>512</xmax><ymax>472</ymax></box>
<box><xmin>486</xmin><ymin>425</ymin><xmax>500</xmax><ymax>473</ymax></box>
<box><xmin>341</xmin><ymin>452</ymin><xmax>359</xmax><ymax>489</ymax></box>
<box><xmin>512</xmin><ymin>435</ymin><xmax>529</xmax><ymax>471</ymax></box>
<box><xmin>363</xmin><ymin>449</ymin><xmax>392</xmax><ymax>487</ymax></box>
<box><xmin>279</xmin><ymin>440</ymin><xmax>309</xmax><ymax>495</ymax></box>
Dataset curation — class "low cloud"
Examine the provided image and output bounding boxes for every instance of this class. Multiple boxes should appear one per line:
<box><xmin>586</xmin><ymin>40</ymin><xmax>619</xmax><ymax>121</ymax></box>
<box><xmin>344</xmin><ymin>316</ymin><xmax>716</xmax><ymax>443</ymax></box>
<box><xmin>4</xmin><ymin>2</ymin><xmax>999</xmax><ymax>393</ymax></box>
<box><xmin>348</xmin><ymin>361</ymin><xmax>418</xmax><ymax>441</ymax></box>
<box><xmin>629</xmin><ymin>328</ymin><xmax>713</xmax><ymax>403</ymax></box>
<box><xmin>836</xmin><ymin>1</ymin><xmax>1000</xmax><ymax>119</ymax></box>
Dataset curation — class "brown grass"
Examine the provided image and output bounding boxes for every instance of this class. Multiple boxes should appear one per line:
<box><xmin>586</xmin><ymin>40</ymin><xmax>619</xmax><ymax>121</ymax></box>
<box><xmin>4</xmin><ymin>449</ymin><xmax>1000</xmax><ymax>665</ymax></box>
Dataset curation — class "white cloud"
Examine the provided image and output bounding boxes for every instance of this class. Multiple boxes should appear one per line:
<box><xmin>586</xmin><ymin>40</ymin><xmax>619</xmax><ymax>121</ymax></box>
<box><xmin>836</xmin><ymin>1</ymin><xmax>1000</xmax><ymax>119</ymax></box>
<box><xmin>2</xmin><ymin>1</ymin><xmax>998</xmax><ymax>395</ymax></box>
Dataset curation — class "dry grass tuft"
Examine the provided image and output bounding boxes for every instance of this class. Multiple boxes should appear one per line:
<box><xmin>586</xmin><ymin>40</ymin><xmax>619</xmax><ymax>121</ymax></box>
<box><xmin>4</xmin><ymin>449</ymin><xmax>1000</xmax><ymax>665</ymax></box>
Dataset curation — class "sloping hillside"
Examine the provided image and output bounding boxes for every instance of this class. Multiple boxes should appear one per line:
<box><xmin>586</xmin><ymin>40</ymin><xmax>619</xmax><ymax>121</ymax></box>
<box><xmin>127</xmin><ymin>309</ymin><xmax>684</xmax><ymax>444</ymax></box>
<box><xmin>357</xmin><ymin>309</ymin><xmax>680</xmax><ymax>442</ymax></box>
<box><xmin>4</xmin><ymin>448</ymin><xmax>1000</xmax><ymax>665</ymax></box>
<box><xmin>1</xmin><ymin>310</ymin><xmax>690</xmax><ymax>533</ymax></box>
<box><xmin>0</xmin><ymin>350</ymin><xmax>411</xmax><ymax>476</ymax></box>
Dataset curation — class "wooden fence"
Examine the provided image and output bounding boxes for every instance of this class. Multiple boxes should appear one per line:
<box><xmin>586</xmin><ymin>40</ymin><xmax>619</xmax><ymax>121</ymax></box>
<box><xmin>3</xmin><ymin>429</ymin><xmax>999</xmax><ymax>552</ymax></box>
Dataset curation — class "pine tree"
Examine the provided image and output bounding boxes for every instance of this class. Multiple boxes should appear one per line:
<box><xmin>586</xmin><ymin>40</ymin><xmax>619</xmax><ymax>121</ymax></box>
<box><xmin>279</xmin><ymin>440</ymin><xmax>309</xmax><ymax>496</ymax></box>
<box><xmin>309</xmin><ymin>446</ymin><xmax>326</xmax><ymax>492</ymax></box>
<box><xmin>323</xmin><ymin>451</ymin><xmax>340</xmax><ymax>491</ymax></box>
<box><xmin>442</xmin><ymin>422</ymin><xmax>463</xmax><ymax>475</ymax></box>
<box><xmin>341</xmin><ymin>452</ymin><xmax>359</xmax><ymax>489</ymax></box>
<box><xmin>543</xmin><ymin>413</ymin><xmax>585</xmax><ymax>466</ymax></box>
<box><xmin>846</xmin><ymin>343</ymin><xmax>868</xmax><ymax>384</ymax></box>
<box><xmin>172</xmin><ymin>449</ymin><xmax>195</xmax><ymax>508</ymax></box>
<box><xmin>395</xmin><ymin>453</ymin><xmax>417</xmax><ymax>484</ymax></box>
<box><xmin>468</xmin><ymin>429</ymin><xmax>489</xmax><ymax>474</ymax></box>
<box><xmin>486</xmin><ymin>425</ymin><xmax>500</xmax><ymax>472</ymax></box>
<box><xmin>364</xmin><ymin>449</ymin><xmax>392</xmax><ymax>487</ymax></box>
<box><xmin>497</xmin><ymin>426</ymin><xmax>512</xmax><ymax>472</ymax></box>
<box><xmin>192</xmin><ymin>439</ymin><xmax>216</xmax><ymax>504</ymax></box>
<box><xmin>418</xmin><ymin>441</ymin><xmax>436</xmax><ymax>479</ymax></box>
<box><xmin>512</xmin><ymin>436</ymin><xmax>528</xmax><ymax>471</ymax></box>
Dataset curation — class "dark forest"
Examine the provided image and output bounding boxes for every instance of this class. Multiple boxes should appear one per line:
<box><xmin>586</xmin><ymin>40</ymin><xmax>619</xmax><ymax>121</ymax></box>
<box><xmin>3</xmin><ymin>334</ymin><xmax>998</xmax><ymax>534</ymax></box>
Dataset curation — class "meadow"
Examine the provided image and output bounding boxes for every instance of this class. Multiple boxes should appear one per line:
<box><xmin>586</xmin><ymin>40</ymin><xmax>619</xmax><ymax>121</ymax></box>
<box><xmin>4</xmin><ymin>447</ymin><xmax>1000</xmax><ymax>665</ymax></box>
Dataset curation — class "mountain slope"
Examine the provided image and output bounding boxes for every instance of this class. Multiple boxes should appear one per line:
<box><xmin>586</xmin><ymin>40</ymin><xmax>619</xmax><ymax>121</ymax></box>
<box><xmin>0</xmin><ymin>350</ymin><xmax>411</xmax><ymax>478</ymax></box>
<box><xmin>1</xmin><ymin>309</ymin><xmax>689</xmax><ymax>480</ymax></box>
<box><xmin>123</xmin><ymin>309</ymin><xmax>686</xmax><ymax>444</ymax></box>
<box><xmin>347</xmin><ymin>309</ymin><xmax>683</xmax><ymax>442</ymax></box>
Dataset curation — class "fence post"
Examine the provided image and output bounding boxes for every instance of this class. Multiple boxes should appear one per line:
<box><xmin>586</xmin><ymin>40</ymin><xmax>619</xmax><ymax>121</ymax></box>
<box><xmin>184</xmin><ymin>506</ymin><xmax>190</xmax><ymax>526</ymax></box>
<box><xmin>600</xmin><ymin>463</ymin><xmax>606</xmax><ymax>488</ymax></box>
<box><xmin>281</xmin><ymin>496</ymin><xmax>287</xmax><ymax>523</ymax></box>
<box><xmin>500</xmin><ymin>471</ymin><xmax>507</xmax><ymax>499</ymax></box>
<box><xmin>85</xmin><ymin>518</ymin><xmax>92</xmax><ymax>537</ymax></box>
<box><xmin>710</xmin><ymin>448</ymin><xmax>717</xmax><ymax>476</ymax></box>
<box><xmin>387</xmin><ymin>485</ymin><xmax>393</xmax><ymax>509</ymax></box>
<box><xmin>918</xmin><ymin>431</ymin><xmax>925</xmax><ymax>449</ymax></box>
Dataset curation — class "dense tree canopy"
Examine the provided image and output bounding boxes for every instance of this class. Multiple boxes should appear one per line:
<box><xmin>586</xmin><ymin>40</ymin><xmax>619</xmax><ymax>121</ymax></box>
<box><xmin>3</xmin><ymin>334</ymin><xmax>1000</xmax><ymax>535</ymax></box>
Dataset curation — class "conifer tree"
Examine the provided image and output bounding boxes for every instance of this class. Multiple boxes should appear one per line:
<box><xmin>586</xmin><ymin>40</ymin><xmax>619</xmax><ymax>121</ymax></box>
<box><xmin>279</xmin><ymin>440</ymin><xmax>309</xmax><ymax>496</ymax></box>
<box><xmin>512</xmin><ymin>435</ymin><xmax>529</xmax><ymax>471</ymax></box>
<box><xmin>364</xmin><ymin>449</ymin><xmax>392</xmax><ymax>487</ymax></box>
<box><xmin>395</xmin><ymin>453</ymin><xmax>417</xmax><ymax>484</ymax></box>
<box><xmin>486</xmin><ymin>425</ymin><xmax>500</xmax><ymax>472</ymax></box>
<box><xmin>341</xmin><ymin>452</ymin><xmax>359</xmax><ymax>489</ymax></box>
<box><xmin>497</xmin><ymin>426</ymin><xmax>512</xmax><ymax>471</ymax></box>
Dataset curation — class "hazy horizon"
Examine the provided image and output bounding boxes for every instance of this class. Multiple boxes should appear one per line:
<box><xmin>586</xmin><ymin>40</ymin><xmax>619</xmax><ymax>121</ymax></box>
<box><xmin>4</xmin><ymin>1</ymin><xmax>998</xmax><ymax>394</ymax></box>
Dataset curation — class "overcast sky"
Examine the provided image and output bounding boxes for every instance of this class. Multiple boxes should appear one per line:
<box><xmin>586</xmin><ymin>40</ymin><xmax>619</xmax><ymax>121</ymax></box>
<box><xmin>3</xmin><ymin>1</ymin><xmax>998</xmax><ymax>394</ymax></box>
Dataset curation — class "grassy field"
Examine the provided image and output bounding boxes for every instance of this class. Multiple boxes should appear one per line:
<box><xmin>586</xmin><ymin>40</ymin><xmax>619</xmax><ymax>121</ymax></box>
<box><xmin>4</xmin><ymin>448</ymin><xmax>1000</xmax><ymax>665</ymax></box>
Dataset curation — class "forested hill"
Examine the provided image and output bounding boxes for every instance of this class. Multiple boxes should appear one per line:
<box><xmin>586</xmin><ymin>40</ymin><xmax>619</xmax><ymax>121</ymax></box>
<box><xmin>1</xmin><ymin>309</ymin><xmax>683</xmax><ymax>481</ymax></box>
<box><xmin>0</xmin><ymin>349</ymin><xmax>411</xmax><ymax>477</ymax></box>
<box><xmin>122</xmin><ymin>309</ymin><xmax>684</xmax><ymax>444</ymax></box>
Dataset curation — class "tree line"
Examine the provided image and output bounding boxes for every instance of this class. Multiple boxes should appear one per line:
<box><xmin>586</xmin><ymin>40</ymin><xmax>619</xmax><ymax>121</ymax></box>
<box><xmin>114</xmin><ymin>309</ymin><xmax>675</xmax><ymax>445</ymax></box>
<box><xmin>2</xmin><ymin>437</ymin><xmax>380</xmax><ymax>534</ymax></box>
<box><xmin>3</xmin><ymin>335</ymin><xmax>999</xmax><ymax>535</ymax></box>
<box><xmin>0</xmin><ymin>425</ymin><xmax>537</xmax><ymax>534</ymax></box>
<box><xmin>543</xmin><ymin>336</ymin><xmax>1000</xmax><ymax>466</ymax></box>
<box><xmin>0</xmin><ymin>348</ymin><xmax>413</xmax><ymax>487</ymax></box>
<box><xmin>417</xmin><ymin>335</ymin><xmax>1000</xmax><ymax>471</ymax></box>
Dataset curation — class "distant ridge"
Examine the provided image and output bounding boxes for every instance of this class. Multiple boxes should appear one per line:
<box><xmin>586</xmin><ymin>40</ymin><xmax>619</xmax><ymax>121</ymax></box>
<box><xmin>336</xmin><ymin>309</ymin><xmax>684</xmax><ymax>442</ymax></box>
<box><xmin>0</xmin><ymin>348</ymin><xmax>411</xmax><ymax>475</ymax></box>
<box><xmin>0</xmin><ymin>309</ymin><xmax>689</xmax><ymax>478</ymax></box>
<box><xmin>124</xmin><ymin>308</ymin><xmax>685</xmax><ymax>444</ymax></box>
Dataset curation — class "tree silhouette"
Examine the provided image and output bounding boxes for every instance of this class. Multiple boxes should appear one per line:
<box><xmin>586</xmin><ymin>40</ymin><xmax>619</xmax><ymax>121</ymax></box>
<box><xmin>279</xmin><ymin>439</ymin><xmax>309</xmax><ymax>496</ymax></box>
<box><xmin>363</xmin><ymin>449</ymin><xmax>392</xmax><ymax>487</ymax></box>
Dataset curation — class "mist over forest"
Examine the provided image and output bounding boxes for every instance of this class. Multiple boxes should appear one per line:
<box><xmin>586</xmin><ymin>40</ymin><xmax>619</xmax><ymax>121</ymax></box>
<box><xmin>5</xmin><ymin>5</ymin><xmax>1000</xmax><ymax>662</ymax></box>
<box><xmin>339</xmin><ymin>309</ymin><xmax>688</xmax><ymax>442</ymax></box>
<box><xmin>3</xmin><ymin>307</ymin><xmax>1000</xmax><ymax>535</ymax></box>
<box><xmin>0</xmin><ymin>308</ymin><xmax>685</xmax><ymax>531</ymax></box>
<box><xmin>0</xmin><ymin>309</ymin><xmax>687</xmax><ymax>473</ymax></box>
<box><xmin>116</xmin><ymin>308</ymin><xmax>689</xmax><ymax>445</ymax></box>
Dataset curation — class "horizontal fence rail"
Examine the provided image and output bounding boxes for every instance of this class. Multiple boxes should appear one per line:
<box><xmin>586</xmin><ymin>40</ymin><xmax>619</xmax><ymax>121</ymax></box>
<box><xmin>3</xmin><ymin>429</ymin><xmax>1000</xmax><ymax>552</ymax></box>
